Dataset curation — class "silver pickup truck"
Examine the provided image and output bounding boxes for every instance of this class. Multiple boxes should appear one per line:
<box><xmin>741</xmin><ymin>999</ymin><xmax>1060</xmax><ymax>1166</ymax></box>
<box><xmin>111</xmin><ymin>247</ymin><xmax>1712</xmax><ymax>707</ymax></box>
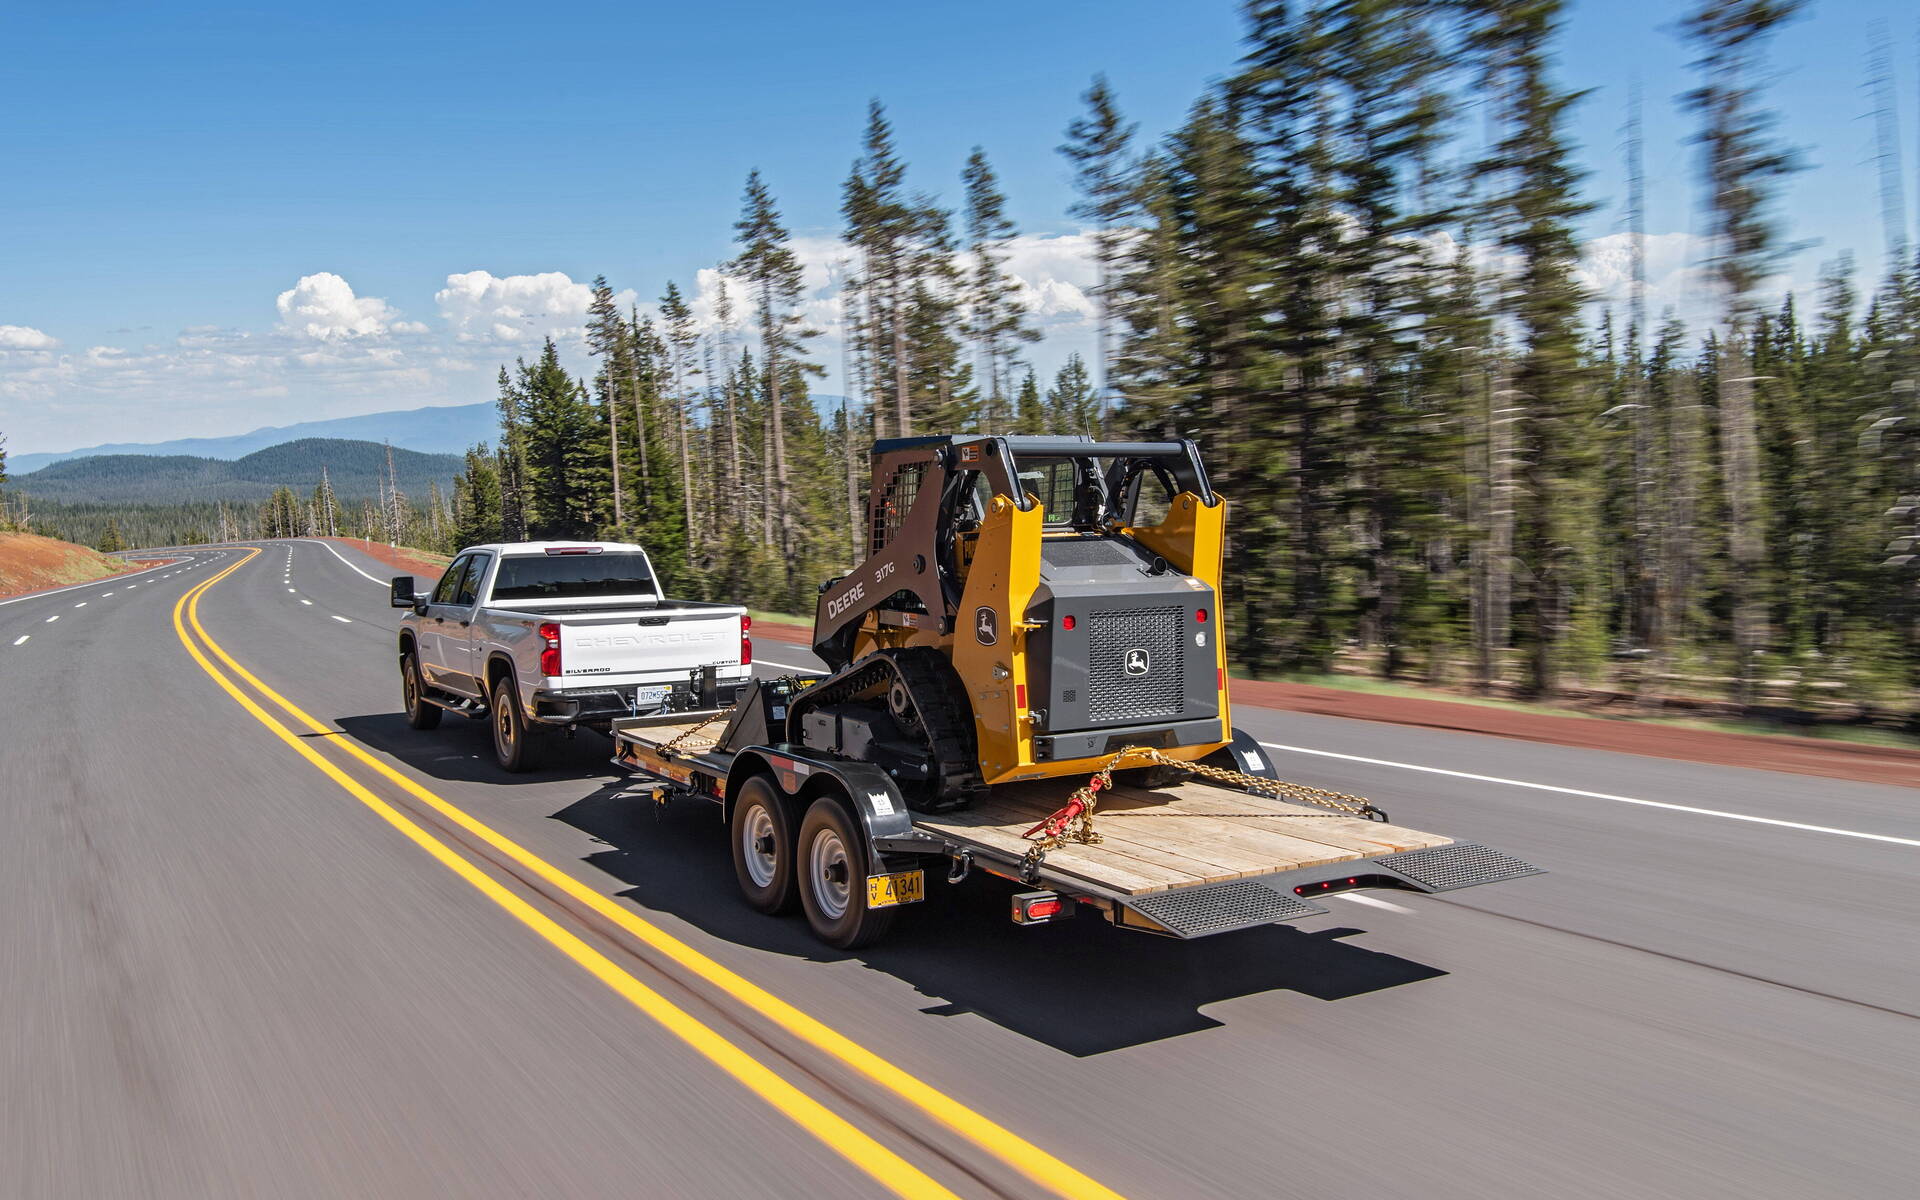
<box><xmin>390</xmin><ymin>541</ymin><xmax>751</xmax><ymax>771</ymax></box>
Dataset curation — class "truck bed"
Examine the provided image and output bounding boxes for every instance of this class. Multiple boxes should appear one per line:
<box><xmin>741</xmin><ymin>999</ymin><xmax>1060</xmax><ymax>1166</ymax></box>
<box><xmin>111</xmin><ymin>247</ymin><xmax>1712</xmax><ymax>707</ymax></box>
<box><xmin>917</xmin><ymin>778</ymin><xmax>1453</xmax><ymax>896</ymax></box>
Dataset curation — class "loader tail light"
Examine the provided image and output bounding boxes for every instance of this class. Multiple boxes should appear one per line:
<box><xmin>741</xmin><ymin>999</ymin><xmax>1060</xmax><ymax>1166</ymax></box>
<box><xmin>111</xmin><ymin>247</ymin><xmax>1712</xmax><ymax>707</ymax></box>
<box><xmin>538</xmin><ymin>622</ymin><xmax>562</xmax><ymax>677</ymax></box>
<box><xmin>1062</xmin><ymin>614</ymin><xmax>1076</xmax><ymax>631</ymax></box>
<box><xmin>741</xmin><ymin>614</ymin><xmax>752</xmax><ymax>667</ymax></box>
<box><xmin>1196</xmin><ymin>608</ymin><xmax>1207</xmax><ymax>622</ymax></box>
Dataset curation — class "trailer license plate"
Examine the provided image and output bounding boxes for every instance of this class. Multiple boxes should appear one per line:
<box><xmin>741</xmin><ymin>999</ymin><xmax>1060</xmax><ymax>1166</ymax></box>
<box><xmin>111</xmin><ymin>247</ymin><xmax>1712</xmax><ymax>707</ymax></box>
<box><xmin>866</xmin><ymin>870</ymin><xmax>924</xmax><ymax>908</ymax></box>
<box><xmin>632</xmin><ymin>685</ymin><xmax>670</xmax><ymax>709</ymax></box>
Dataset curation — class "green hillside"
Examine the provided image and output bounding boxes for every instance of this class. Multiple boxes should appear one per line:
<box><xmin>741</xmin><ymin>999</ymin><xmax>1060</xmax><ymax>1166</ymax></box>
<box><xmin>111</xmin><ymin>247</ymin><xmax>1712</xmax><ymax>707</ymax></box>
<box><xmin>11</xmin><ymin>438</ymin><xmax>461</xmax><ymax>504</ymax></box>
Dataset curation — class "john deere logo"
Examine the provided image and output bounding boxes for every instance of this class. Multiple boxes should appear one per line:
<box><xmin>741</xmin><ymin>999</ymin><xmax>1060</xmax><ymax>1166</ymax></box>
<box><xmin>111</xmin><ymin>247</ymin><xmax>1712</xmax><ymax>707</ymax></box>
<box><xmin>1124</xmin><ymin>648</ymin><xmax>1150</xmax><ymax>676</ymax></box>
<box><xmin>974</xmin><ymin>606</ymin><xmax>998</xmax><ymax>645</ymax></box>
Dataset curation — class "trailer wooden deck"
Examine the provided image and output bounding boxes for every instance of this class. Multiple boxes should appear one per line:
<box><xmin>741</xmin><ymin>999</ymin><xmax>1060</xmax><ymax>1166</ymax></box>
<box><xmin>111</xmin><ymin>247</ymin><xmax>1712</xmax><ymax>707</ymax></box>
<box><xmin>918</xmin><ymin>778</ymin><xmax>1454</xmax><ymax>896</ymax></box>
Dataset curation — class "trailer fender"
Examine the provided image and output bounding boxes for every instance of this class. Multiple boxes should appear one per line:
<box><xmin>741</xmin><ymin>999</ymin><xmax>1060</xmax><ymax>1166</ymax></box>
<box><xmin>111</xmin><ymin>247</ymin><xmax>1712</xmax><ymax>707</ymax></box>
<box><xmin>1213</xmin><ymin>727</ymin><xmax>1280</xmax><ymax>780</ymax></box>
<box><xmin>728</xmin><ymin>748</ymin><xmax>916</xmax><ymax>874</ymax></box>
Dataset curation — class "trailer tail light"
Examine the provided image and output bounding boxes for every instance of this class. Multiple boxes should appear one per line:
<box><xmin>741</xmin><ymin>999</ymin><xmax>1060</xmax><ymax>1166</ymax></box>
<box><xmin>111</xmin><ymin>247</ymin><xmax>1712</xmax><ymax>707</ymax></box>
<box><xmin>1293</xmin><ymin>874</ymin><xmax>1396</xmax><ymax>897</ymax></box>
<box><xmin>538</xmin><ymin>622</ymin><xmax>562</xmax><ymax>676</ymax></box>
<box><xmin>1061</xmin><ymin>614</ymin><xmax>1076</xmax><ymax>631</ymax></box>
<box><xmin>741</xmin><ymin>614</ymin><xmax>752</xmax><ymax>667</ymax></box>
<box><xmin>1012</xmin><ymin>891</ymin><xmax>1072</xmax><ymax>924</ymax></box>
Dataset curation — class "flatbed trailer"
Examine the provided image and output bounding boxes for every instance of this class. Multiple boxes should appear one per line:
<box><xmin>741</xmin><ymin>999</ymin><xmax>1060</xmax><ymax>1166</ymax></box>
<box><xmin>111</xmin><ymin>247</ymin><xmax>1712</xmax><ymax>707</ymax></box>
<box><xmin>611</xmin><ymin>678</ymin><xmax>1541</xmax><ymax>944</ymax></box>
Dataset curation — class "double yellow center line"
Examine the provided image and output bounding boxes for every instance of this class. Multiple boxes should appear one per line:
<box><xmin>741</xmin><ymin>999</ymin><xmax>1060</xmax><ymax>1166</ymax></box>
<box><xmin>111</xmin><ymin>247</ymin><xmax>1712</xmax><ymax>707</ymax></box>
<box><xmin>172</xmin><ymin>547</ymin><xmax>1122</xmax><ymax>1200</ymax></box>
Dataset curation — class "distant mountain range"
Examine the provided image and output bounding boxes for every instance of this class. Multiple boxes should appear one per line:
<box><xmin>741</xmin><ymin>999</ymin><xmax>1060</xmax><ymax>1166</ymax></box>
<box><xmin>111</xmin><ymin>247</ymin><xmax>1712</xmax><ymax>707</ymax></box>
<box><xmin>8</xmin><ymin>394</ymin><xmax>850</xmax><ymax>476</ymax></box>
<box><xmin>10</xmin><ymin>438</ymin><xmax>464</xmax><ymax>505</ymax></box>
<box><xmin>7</xmin><ymin>402</ymin><xmax>499</xmax><ymax>475</ymax></box>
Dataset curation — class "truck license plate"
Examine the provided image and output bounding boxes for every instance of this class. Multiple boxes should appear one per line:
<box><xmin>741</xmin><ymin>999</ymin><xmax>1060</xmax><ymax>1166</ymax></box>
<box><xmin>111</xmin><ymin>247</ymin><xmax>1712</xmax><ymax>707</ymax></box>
<box><xmin>632</xmin><ymin>685</ymin><xmax>670</xmax><ymax>709</ymax></box>
<box><xmin>866</xmin><ymin>870</ymin><xmax>924</xmax><ymax>908</ymax></box>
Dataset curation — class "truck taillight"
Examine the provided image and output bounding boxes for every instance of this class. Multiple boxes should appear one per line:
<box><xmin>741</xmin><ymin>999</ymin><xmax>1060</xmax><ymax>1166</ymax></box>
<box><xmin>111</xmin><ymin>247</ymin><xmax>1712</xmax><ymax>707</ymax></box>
<box><xmin>538</xmin><ymin>622</ymin><xmax>562</xmax><ymax>676</ymax></box>
<box><xmin>741</xmin><ymin>614</ymin><xmax>752</xmax><ymax>667</ymax></box>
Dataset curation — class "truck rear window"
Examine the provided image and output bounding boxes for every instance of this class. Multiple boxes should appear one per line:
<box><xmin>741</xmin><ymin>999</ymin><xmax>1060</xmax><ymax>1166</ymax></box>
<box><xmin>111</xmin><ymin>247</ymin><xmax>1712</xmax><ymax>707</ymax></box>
<box><xmin>491</xmin><ymin>553</ymin><xmax>658</xmax><ymax>601</ymax></box>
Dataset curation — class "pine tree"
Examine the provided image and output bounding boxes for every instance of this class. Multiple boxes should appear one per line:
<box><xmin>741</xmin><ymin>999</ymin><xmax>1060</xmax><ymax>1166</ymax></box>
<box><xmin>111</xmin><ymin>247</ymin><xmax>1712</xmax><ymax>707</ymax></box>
<box><xmin>1060</xmin><ymin>74</ymin><xmax>1137</xmax><ymax>428</ymax></box>
<box><xmin>1681</xmin><ymin>0</ymin><xmax>1807</xmax><ymax>699</ymax></box>
<box><xmin>962</xmin><ymin>148</ymin><xmax>1039</xmax><ymax>431</ymax></box>
<box><xmin>97</xmin><ymin>516</ymin><xmax>126</xmax><ymax>553</ymax></box>
<box><xmin>1046</xmin><ymin>354</ymin><xmax>1098</xmax><ymax>435</ymax></box>
<box><xmin>1470</xmin><ymin>0</ymin><xmax>1595</xmax><ymax>695</ymax></box>
<box><xmin>586</xmin><ymin>275</ymin><xmax>628</xmax><ymax>529</ymax></box>
<box><xmin>1013</xmin><ymin>367</ymin><xmax>1047</xmax><ymax>435</ymax></box>
<box><xmin>731</xmin><ymin>169</ymin><xmax>817</xmax><ymax>566</ymax></box>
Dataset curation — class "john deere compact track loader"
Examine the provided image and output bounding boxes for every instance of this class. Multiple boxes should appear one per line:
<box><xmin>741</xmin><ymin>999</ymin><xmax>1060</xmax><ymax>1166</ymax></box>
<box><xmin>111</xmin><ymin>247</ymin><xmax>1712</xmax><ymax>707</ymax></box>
<box><xmin>612</xmin><ymin>435</ymin><xmax>1541</xmax><ymax>948</ymax></box>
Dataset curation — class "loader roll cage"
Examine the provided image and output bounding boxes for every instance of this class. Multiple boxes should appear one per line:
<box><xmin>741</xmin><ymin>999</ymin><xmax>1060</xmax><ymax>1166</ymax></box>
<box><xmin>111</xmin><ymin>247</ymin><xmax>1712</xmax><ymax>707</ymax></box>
<box><xmin>812</xmin><ymin>434</ymin><xmax>1217</xmax><ymax>670</ymax></box>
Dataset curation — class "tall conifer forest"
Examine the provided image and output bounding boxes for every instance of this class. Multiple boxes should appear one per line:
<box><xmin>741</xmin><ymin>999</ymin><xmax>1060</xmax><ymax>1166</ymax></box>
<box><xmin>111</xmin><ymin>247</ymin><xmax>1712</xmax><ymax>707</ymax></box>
<box><xmin>418</xmin><ymin>2</ymin><xmax>1920</xmax><ymax>712</ymax></box>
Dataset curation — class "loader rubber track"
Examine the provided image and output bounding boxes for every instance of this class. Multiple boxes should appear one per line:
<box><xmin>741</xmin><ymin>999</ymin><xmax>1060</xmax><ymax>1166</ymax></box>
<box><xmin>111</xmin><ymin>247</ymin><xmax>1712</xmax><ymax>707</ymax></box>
<box><xmin>786</xmin><ymin>646</ymin><xmax>984</xmax><ymax>812</ymax></box>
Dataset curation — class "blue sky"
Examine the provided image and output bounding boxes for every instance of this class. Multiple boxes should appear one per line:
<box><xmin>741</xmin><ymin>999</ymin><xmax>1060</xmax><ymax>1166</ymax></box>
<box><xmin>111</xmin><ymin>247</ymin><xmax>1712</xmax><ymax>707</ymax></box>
<box><xmin>2</xmin><ymin>0</ymin><xmax>1915</xmax><ymax>455</ymax></box>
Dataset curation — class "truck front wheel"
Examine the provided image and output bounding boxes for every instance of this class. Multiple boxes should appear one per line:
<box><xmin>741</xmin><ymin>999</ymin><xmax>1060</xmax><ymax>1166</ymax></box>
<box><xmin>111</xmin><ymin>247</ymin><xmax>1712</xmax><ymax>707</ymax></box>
<box><xmin>797</xmin><ymin>795</ymin><xmax>895</xmax><ymax>950</ymax></box>
<box><xmin>729</xmin><ymin>775</ymin><xmax>797</xmax><ymax>914</ymax></box>
<box><xmin>490</xmin><ymin>674</ymin><xmax>542</xmax><ymax>773</ymax></box>
<box><xmin>401</xmin><ymin>652</ymin><xmax>442</xmax><ymax>730</ymax></box>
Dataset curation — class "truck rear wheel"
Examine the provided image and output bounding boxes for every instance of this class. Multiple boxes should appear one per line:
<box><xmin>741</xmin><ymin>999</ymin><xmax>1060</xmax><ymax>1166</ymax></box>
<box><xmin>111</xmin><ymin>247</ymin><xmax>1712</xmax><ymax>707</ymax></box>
<box><xmin>490</xmin><ymin>674</ymin><xmax>542</xmax><ymax>773</ymax></box>
<box><xmin>797</xmin><ymin>795</ymin><xmax>895</xmax><ymax>950</ymax></box>
<box><xmin>402</xmin><ymin>652</ymin><xmax>442</xmax><ymax>730</ymax></box>
<box><xmin>729</xmin><ymin>775</ymin><xmax>797</xmax><ymax>914</ymax></box>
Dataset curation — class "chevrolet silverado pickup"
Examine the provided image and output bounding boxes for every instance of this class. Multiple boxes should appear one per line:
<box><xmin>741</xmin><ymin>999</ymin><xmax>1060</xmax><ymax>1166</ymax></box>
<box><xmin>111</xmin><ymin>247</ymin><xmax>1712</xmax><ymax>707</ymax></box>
<box><xmin>391</xmin><ymin>541</ymin><xmax>751</xmax><ymax>771</ymax></box>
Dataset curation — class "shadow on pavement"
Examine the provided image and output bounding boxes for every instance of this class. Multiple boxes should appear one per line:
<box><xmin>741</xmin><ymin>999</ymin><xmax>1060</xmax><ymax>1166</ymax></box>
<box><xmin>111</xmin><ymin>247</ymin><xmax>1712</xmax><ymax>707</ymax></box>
<box><xmin>554</xmin><ymin>785</ymin><xmax>1449</xmax><ymax>1057</ymax></box>
<box><xmin>334</xmin><ymin>712</ymin><xmax>618</xmax><ymax>786</ymax></box>
<box><xmin>330</xmin><ymin>709</ymin><xmax>1447</xmax><ymax>1055</ymax></box>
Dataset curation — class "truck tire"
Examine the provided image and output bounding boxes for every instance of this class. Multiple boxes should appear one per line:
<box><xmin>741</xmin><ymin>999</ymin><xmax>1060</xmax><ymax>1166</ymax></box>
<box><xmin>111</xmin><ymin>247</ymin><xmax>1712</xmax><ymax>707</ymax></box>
<box><xmin>401</xmin><ymin>652</ymin><xmax>442</xmax><ymax>730</ymax></box>
<box><xmin>729</xmin><ymin>775</ymin><xmax>797</xmax><ymax>914</ymax></box>
<box><xmin>491</xmin><ymin>673</ymin><xmax>542</xmax><ymax>773</ymax></box>
<box><xmin>796</xmin><ymin>794</ymin><xmax>895</xmax><ymax>950</ymax></box>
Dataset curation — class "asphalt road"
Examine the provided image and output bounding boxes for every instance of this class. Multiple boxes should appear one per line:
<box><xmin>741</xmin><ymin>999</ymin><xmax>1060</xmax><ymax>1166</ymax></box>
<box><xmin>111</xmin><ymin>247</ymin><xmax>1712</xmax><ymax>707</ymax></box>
<box><xmin>4</xmin><ymin>539</ymin><xmax>1915</xmax><ymax>1198</ymax></box>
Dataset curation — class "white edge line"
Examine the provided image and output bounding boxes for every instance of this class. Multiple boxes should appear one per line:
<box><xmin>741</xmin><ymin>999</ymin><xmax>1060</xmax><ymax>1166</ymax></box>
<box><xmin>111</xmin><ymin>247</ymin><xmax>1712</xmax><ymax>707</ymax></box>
<box><xmin>1256</xmin><ymin>740</ymin><xmax>1920</xmax><ymax>849</ymax></box>
<box><xmin>0</xmin><ymin>554</ymin><xmax>184</xmax><ymax>606</ymax></box>
<box><xmin>1331</xmin><ymin>893</ymin><xmax>1415</xmax><ymax>914</ymax></box>
<box><xmin>299</xmin><ymin>538</ymin><xmax>385</xmax><ymax>584</ymax></box>
<box><xmin>754</xmin><ymin>654</ymin><xmax>823</xmax><ymax>673</ymax></box>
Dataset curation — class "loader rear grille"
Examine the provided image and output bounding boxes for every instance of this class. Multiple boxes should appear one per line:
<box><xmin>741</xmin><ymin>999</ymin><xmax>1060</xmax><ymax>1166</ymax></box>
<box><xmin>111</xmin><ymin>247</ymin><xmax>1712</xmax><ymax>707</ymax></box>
<box><xmin>1087</xmin><ymin>606</ymin><xmax>1185</xmax><ymax>722</ymax></box>
<box><xmin>1375</xmin><ymin>843</ymin><xmax>1542</xmax><ymax>891</ymax></box>
<box><xmin>1129</xmin><ymin>880</ymin><xmax>1328</xmax><ymax>938</ymax></box>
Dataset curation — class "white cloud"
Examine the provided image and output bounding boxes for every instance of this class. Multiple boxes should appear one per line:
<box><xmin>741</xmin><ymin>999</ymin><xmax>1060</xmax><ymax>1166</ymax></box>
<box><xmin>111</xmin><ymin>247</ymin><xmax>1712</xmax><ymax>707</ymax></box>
<box><xmin>0</xmin><ymin>324</ymin><xmax>58</xmax><ymax>350</ymax></box>
<box><xmin>276</xmin><ymin>272</ymin><xmax>403</xmax><ymax>341</ymax></box>
<box><xmin>435</xmin><ymin>270</ymin><xmax>633</xmax><ymax>345</ymax></box>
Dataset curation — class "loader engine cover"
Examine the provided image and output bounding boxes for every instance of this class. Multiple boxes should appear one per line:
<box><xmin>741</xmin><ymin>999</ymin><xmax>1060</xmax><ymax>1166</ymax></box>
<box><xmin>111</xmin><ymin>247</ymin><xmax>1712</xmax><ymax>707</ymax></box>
<box><xmin>1024</xmin><ymin>536</ymin><xmax>1220</xmax><ymax>747</ymax></box>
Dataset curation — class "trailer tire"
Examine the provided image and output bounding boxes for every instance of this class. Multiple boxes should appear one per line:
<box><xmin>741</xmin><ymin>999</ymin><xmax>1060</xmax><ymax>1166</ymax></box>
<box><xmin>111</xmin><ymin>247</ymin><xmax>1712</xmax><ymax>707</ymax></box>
<box><xmin>797</xmin><ymin>794</ymin><xmax>895</xmax><ymax>950</ymax></box>
<box><xmin>730</xmin><ymin>775</ymin><xmax>798</xmax><ymax>915</ymax></box>
<box><xmin>401</xmin><ymin>652</ymin><xmax>442</xmax><ymax>730</ymax></box>
<box><xmin>490</xmin><ymin>673</ymin><xmax>542</xmax><ymax>773</ymax></box>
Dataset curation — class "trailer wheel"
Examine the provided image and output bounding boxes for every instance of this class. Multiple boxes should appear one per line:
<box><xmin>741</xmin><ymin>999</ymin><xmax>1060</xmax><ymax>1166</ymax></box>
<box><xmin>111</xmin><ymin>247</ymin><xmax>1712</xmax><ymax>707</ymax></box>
<box><xmin>730</xmin><ymin>775</ymin><xmax>797</xmax><ymax>914</ymax></box>
<box><xmin>490</xmin><ymin>674</ymin><xmax>542</xmax><ymax>773</ymax></box>
<box><xmin>401</xmin><ymin>652</ymin><xmax>441</xmax><ymax>730</ymax></box>
<box><xmin>797</xmin><ymin>794</ymin><xmax>895</xmax><ymax>950</ymax></box>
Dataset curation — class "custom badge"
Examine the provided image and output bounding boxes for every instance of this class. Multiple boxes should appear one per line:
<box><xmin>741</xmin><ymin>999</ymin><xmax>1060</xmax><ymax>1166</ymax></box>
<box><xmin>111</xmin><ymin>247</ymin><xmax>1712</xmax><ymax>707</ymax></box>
<box><xmin>1125</xmin><ymin>647</ymin><xmax>1150</xmax><ymax>676</ymax></box>
<box><xmin>974</xmin><ymin>606</ymin><xmax>998</xmax><ymax>645</ymax></box>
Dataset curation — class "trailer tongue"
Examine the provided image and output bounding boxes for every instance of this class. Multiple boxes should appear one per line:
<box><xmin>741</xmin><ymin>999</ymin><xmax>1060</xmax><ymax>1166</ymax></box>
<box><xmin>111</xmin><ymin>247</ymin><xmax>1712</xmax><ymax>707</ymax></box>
<box><xmin>610</xmin><ymin>432</ymin><xmax>1539</xmax><ymax>949</ymax></box>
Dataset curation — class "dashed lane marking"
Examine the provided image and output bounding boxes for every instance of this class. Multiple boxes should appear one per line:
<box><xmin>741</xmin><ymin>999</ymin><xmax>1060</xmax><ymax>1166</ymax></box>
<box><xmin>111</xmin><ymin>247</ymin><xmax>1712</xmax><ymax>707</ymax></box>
<box><xmin>73</xmin><ymin>602</ymin><xmax>86</xmax><ymax>608</ymax></box>
<box><xmin>330</xmin><ymin>615</ymin><xmax>352</xmax><ymax>623</ymax></box>
<box><xmin>11</xmin><ymin>636</ymin><xmax>26</xmax><ymax>646</ymax></box>
<box><xmin>44</xmin><ymin>615</ymin><xmax>59</xmax><ymax>623</ymax></box>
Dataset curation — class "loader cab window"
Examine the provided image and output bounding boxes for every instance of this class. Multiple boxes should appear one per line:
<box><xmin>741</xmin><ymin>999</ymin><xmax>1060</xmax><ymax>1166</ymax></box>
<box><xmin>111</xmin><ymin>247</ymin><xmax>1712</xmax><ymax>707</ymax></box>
<box><xmin>1014</xmin><ymin>456</ymin><xmax>1108</xmax><ymax>530</ymax></box>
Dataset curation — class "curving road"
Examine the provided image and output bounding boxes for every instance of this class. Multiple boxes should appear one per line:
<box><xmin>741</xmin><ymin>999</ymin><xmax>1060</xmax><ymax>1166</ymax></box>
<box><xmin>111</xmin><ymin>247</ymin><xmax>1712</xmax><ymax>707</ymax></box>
<box><xmin>3</xmin><ymin>539</ymin><xmax>1915</xmax><ymax>1198</ymax></box>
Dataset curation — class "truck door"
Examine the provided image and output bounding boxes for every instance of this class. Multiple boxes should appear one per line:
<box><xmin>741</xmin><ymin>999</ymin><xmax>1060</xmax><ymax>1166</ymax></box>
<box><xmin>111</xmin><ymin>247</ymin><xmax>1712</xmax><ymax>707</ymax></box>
<box><xmin>438</xmin><ymin>552</ymin><xmax>491</xmax><ymax>692</ymax></box>
<box><xmin>420</xmin><ymin>554</ymin><xmax>474</xmax><ymax>689</ymax></box>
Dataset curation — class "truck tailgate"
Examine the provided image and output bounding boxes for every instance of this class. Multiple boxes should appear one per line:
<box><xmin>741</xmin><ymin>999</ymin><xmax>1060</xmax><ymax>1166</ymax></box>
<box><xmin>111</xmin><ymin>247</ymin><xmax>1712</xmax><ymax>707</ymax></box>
<box><xmin>548</xmin><ymin>607</ymin><xmax>744</xmax><ymax>683</ymax></box>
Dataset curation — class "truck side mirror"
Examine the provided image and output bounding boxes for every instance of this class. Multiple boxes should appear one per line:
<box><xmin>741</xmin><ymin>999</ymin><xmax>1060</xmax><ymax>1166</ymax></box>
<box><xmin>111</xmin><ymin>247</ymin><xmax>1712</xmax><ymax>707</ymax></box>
<box><xmin>390</xmin><ymin>576</ymin><xmax>418</xmax><ymax>608</ymax></box>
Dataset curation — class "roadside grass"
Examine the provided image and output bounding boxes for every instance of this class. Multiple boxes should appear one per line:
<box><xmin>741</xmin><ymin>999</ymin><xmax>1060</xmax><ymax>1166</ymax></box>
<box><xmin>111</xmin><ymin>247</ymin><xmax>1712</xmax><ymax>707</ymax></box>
<box><xmin>1245</xmin><ymin>668</ymin><xmax>1920</xmax><ymax>751</ymax></box>
<box><xmin>0</xmin><ymin>531</ymin><xmax>150</xmax><ymax>598</ymax></box>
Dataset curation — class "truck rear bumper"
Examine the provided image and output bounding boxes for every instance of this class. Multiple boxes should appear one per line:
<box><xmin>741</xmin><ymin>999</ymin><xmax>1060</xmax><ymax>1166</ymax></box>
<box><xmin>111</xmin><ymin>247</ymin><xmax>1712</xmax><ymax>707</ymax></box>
<box><xmin>533</xmin><ymin>680</ymin><xmax>746</xmax><ymax>728</ymax></box>
<box><xmin>1112</xmin><ymin>843</ymin><xmax>1542</xmax><ymax>939</ymax></box>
